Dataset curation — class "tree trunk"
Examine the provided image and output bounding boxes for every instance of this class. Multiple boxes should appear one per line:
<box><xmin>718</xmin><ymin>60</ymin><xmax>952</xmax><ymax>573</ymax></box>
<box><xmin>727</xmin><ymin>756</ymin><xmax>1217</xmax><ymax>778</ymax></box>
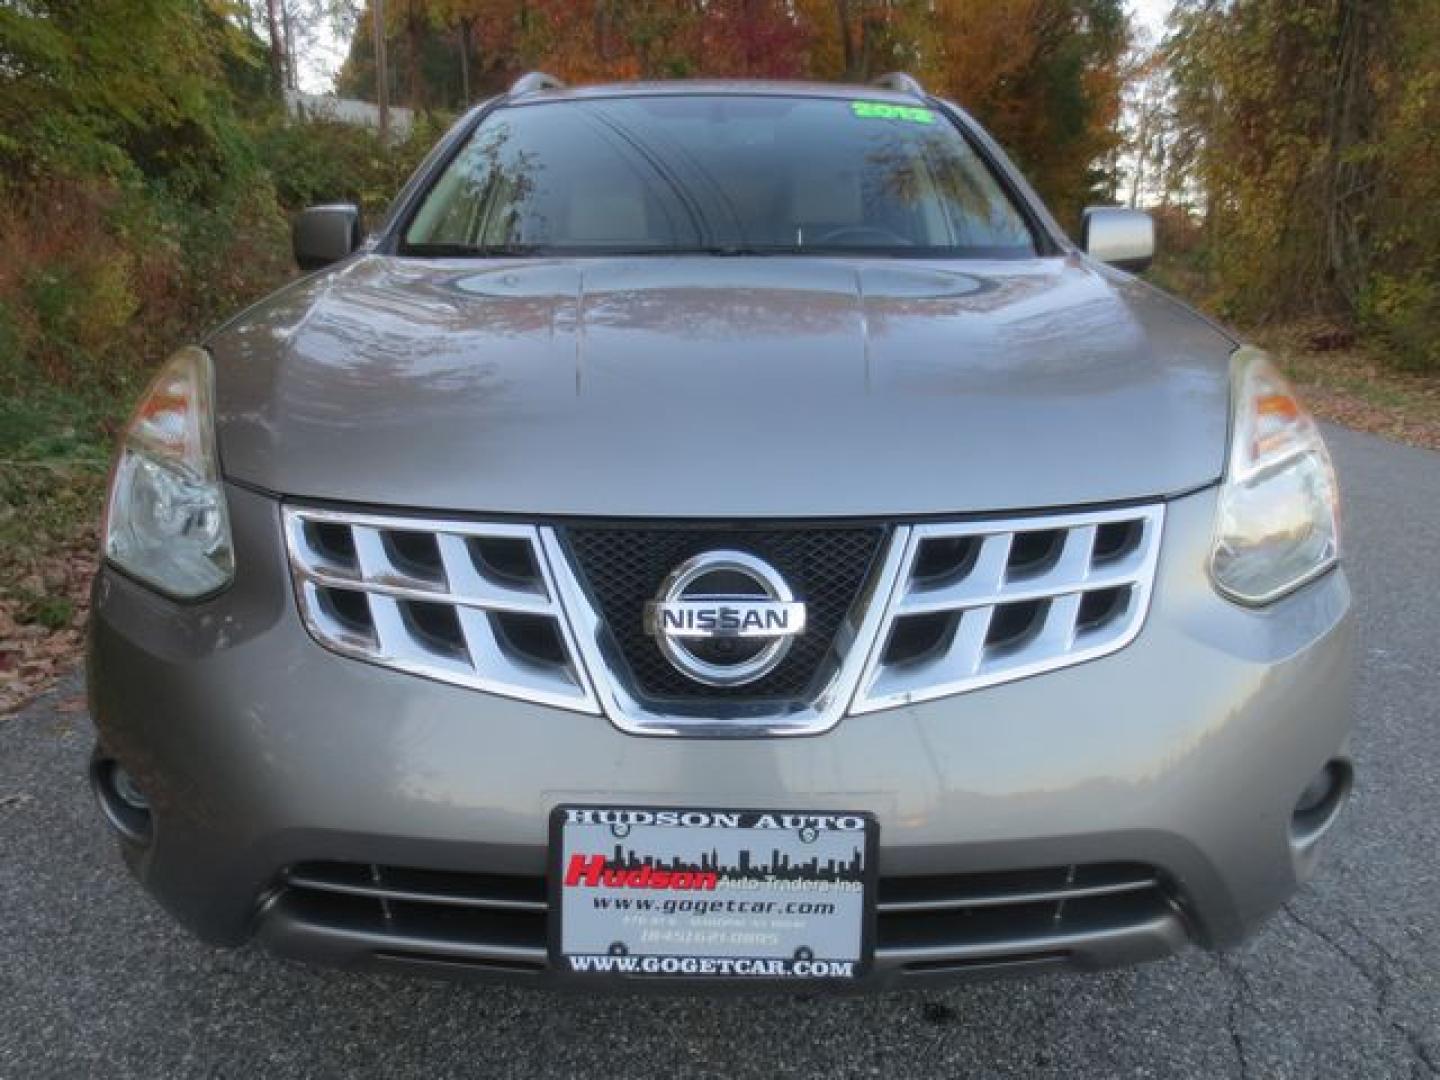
<box><xmin>1130</xmin><ymin>96</ymin><xmax>1151</xmax><ymax>208</ymax></box>
<box><xmin>373</xmin><ymin>0</ymin><xmax>390</xmax><ymax>143</ymax></box>
<box><xmin>264</xmin><ymin>0</ymin><xmax>286</xmax><ymax>97</ymax></box>
<box><xmin>407</xmin><ymin>7</ymin><xmax>424</xmax><ymax>111</ymax></box>
<box><xmin>857</xmin><ymin>3</ymin><xmax>874</xmax><ymax>81</ymax></box>
<box><xmin>281</xmin><ymin>0</ymin><xmax>297</xmax><ymax>91</ymax></box>
<box><xmin>459</xmin><ymin>19</ymin><xmax>471</xmax><ymax>104</ymax></box>
<box><xmin>836</xmin><ymin>0</ymin><xmax>857</xmax><ymax>80</ymax></box>
<box><xmin>1323</xmin><ymin>0</ymin><xmax>1383</xmax><ymax>313</ymax></box>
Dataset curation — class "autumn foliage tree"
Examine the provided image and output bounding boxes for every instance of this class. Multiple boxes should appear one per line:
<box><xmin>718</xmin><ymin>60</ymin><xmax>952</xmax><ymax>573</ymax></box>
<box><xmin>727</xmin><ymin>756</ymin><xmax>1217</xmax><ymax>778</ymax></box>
<box><xmin>0</xmin><ymin>1</ymin><xmax>291</xmax><ymax>386</ymax></box>
<box><xmin>921</xmin><ymin>0</ymin><xmax>1129</xmax><ymax>224</ymax></box>
<box><xmin>336</xmin><ymin>0</ymin><xmax>1129</xmax><ymax>223</ymax></box>
<box><xmin>1161</xmin><ymin>0</ymin><xmax>1440</xmax><ymax>369</ymax></box>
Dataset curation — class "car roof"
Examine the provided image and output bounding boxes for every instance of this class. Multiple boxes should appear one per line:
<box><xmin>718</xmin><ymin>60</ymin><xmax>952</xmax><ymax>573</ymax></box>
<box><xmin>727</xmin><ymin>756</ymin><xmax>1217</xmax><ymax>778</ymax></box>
<box><xmin>503</xmin><ymin>79</ymin><xmax>927</xmax><ymax>106</ymax></box>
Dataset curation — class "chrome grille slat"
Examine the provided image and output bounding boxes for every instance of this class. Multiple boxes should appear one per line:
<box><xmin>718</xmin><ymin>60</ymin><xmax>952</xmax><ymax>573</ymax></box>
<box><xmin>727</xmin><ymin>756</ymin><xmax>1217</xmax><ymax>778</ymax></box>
<box><xmin>852</xmin><ymin>505</ymin><xmax>1164</xmax><ymax>714</ymax></box>
<box><xmin>285</xmin><ymin>867</ymin><xmax>547</xmax><ymax>912</ymax></box>
<box><xmin>284</xmin><ymin>507</ymin><xmax>598</xmax><ymax>713</ymax></box>
<box><xmin>911</xmin><ymin>606</ymin><xmax>992</xmax><ymax>686</ymax></box>
<box><xmin>351</xmin><ymin>525</ymin><xmax>438</xmax><ymax>592</ymax></box>
<box><xmin>302</xmin><ymin>581</ymin><xmax>377</xmax><ymax>652</ymax></box>
<box><xmin>435</xmin><ymin>533</ymin><xmax>551</xmax><ymax>610</ymax></box>
<box><xmin>368</xmin><ymin>595</ymin><xmax>471</xmax><ymax>674</ymax></box>
<box><xmin>897</xmin><ymin>558</ymin><xmax>1152</xmax><ymax>613</ymax></box>
<box><xmin>1035</xmin><ymin>592</ymin><xmax>1084</xmax><ymax>654</ymax></box>
<box><xmin>876</xmin><ymin>872</ymin><xmax>1161</xmax><ymax>913</ymax></box>
<box><xmin>289</xmin><ymin>526</ymin><xmax>361</xmax><ymax>583</ymax></box>
<box><xmin>874</xmin><ymin>897</ymin><xmax>1181</xmax><ymax>967</ymax></box>
<box><xmin>293</xmin><ymin>567</ymin><xmax>555</xmax><ymax>613</ymax></box>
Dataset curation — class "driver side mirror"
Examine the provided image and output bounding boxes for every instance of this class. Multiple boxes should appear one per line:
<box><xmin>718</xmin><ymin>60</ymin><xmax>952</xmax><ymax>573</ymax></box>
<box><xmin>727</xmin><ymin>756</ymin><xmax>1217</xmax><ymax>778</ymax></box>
<box><xmin>1081</xmin><ymin>207</ymin><xmax>1155</xmax><ymax>273</ymax></box>
<box><xmin>293</xmin><ymin>204</ymin><xmax>364</xmax><ymax>273</ymax></box>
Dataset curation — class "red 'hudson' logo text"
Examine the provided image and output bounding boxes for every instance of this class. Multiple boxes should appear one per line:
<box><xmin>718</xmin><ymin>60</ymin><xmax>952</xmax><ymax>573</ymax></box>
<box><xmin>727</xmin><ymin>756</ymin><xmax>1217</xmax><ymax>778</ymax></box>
<box><xmin>564</xmin><ymin>854</ymin><xmax>718</xmax><ymax>891</ymax></box>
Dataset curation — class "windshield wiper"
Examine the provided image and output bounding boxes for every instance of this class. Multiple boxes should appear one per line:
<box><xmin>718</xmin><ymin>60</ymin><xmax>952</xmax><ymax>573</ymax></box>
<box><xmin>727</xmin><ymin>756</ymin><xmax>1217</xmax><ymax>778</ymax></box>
<box><xmin>401</xmin><ymin>242</ymin><xmax>544</xmax><ymax>257</ymax></box>
<box><xmin>700</xmin><ymin>245</ymin><xmax>781</xmax><ymax>256</ymax></box>
<box><xmin>581</xmin><ymin>245</ymin><xmax>787</xmax><ymax>256</ymax></box>
<box><xmin>402</xmin><ymin>242</ymin><xmax>812</xmax><ymax>258</ymax></box>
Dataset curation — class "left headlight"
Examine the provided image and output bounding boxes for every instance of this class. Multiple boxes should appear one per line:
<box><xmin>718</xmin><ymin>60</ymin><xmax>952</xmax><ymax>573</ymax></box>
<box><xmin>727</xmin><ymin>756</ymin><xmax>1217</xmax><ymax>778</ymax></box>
<box><xmin>1209</xmin><ymin>346</ymin><xmax>1340</xmax><ymax>605</ymax></box>
<box><xmin>103</xmin><ymin>346</ymin><xmax>234</xmax><ymax>599</ymax></box>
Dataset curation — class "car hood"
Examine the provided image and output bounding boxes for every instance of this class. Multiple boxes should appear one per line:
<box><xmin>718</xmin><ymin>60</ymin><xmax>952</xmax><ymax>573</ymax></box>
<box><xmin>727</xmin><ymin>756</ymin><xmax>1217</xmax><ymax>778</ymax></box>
<box><xmin>210</xmin><ymin>254</ymin><xmax>1234</xmax><ymax>518</ymax></box>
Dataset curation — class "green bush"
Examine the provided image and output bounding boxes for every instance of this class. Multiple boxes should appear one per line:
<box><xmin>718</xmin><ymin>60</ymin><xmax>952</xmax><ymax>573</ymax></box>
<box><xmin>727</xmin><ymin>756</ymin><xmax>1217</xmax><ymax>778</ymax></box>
<box><xmin>254</xmin><ymin>113</ymin><xmax>450</xmax><ymax>221</ymax></box>
<box><xmin>0</xmin><ymin>2</ymin><xmax>305</xmax><ymax>392</ymax></box>
<box><xmin>0</xmin><ymin>169</ymin><xmax>290</xmax><ymax>392</ymax></box>
<box><xmin>1360</xmin><ymin>272</ymin><xmax>1440</xmax><ymax>373</ymax></box>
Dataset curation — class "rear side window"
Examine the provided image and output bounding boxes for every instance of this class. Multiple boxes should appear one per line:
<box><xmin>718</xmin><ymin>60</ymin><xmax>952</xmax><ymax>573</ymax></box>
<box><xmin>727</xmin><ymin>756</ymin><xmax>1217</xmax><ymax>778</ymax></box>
<box><xmin>404</xmin><ymin>95</ymin><xmax>1037</xmax><ymax>258</ymax></box>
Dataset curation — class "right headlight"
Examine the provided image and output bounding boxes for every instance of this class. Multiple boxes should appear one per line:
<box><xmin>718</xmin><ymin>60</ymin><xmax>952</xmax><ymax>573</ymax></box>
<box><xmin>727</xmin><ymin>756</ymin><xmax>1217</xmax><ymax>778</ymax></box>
<box><xmin>103</xmin><ymin>346</ymin><xmax>233</xmax><ymax>599</ymax></box>
<box><xmin>1209</xmin><ymin>346</ymin><xmax>1340</xmax><ymax>605</ymax></box>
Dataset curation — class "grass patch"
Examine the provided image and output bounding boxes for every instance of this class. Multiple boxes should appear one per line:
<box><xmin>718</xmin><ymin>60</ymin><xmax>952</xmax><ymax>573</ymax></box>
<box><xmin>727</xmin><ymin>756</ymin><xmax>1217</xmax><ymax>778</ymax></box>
<box><xmin>0</xmin><ymin>375</ymin><xmax>124</xmax><ymax>577</ymax></box>
<box><xmin>0</xmin><ymin>371</ymin><xmax>131</xmax><ymax>713</ymax></box>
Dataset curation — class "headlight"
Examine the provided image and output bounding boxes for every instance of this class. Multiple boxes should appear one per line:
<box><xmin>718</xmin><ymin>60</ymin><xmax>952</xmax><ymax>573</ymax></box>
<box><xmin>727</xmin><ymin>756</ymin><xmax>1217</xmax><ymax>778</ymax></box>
<box><xmin>103</xmin><ymin>346</ymin><xmax>233</xmax><ymax>599</ymax></box>
<box><xmin>1210</xmin><ymin>346</ymin><xmax>1340</xmax><ymax>605</ymax></box>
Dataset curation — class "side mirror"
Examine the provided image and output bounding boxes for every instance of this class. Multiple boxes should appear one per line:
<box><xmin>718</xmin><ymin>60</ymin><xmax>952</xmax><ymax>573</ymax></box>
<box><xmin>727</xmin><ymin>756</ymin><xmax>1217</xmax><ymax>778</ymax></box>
<box><xmin>1081</xmin><ymin>207</ymin><xmax>1155</xmax><ymax>273</ymax></box>
<box><xmin>292</xmin><ymin>204</ymin><xmax>364</xmax><ymax>273</ymax></box>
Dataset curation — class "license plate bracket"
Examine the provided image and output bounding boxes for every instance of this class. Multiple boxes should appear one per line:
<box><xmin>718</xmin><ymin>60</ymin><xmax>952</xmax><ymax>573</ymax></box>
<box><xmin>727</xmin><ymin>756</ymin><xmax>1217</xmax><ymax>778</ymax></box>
<box><xmin>549</xmin><ymin>805</ymin><xmax>878</xmax><ymax>981</ymax></box>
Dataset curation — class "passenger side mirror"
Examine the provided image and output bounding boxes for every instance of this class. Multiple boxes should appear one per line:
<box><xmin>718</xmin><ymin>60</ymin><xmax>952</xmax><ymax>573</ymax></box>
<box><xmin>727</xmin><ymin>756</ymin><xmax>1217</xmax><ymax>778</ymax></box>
<box><xmin>292</xmin><ymin>204</ymin><xmax>364</xmax><ymax>273</ymax></box>
<box><xmin>1081</xmin><ymin>207</ymin><xmax>1155</xmax><ymax>273</ymax></box>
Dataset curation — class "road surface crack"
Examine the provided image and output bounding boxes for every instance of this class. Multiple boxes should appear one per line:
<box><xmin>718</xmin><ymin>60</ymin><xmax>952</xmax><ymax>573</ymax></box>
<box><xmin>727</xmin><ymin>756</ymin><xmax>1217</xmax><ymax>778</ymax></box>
<box><xmin>1215</xmin><ymin>953</ymin><xmax>1253</xmax><ymax>1080</ymax></box>
<box><xmin>1283</xmin><ymin>904</ymin><xmax>1437</xmax><ymax>1076</ymax></box>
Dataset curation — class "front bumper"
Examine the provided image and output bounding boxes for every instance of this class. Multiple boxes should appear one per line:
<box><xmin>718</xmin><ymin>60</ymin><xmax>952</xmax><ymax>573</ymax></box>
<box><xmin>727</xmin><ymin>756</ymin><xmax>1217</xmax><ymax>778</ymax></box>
<box><xmin>87</xmin><ymin>483</ymin><xmax>1355</xmax><ymax>991</ymax></box>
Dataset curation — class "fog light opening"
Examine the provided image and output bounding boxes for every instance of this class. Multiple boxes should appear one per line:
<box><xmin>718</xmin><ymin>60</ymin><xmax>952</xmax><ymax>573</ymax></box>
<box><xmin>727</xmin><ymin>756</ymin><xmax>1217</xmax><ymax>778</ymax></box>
<box><xmin>91</xmin><ymin>756</ymin><xmax>154</xmax><ymax>846</ymax></box>
<box><xmin>112</xmin><ymin>767</ymin><xmax>151</xmax><ymax>812</ymax></box>
<box><xmin>1291</xmin><ymin>759</ymin><xmax>1352</xmax><ymax>848</ymax></box>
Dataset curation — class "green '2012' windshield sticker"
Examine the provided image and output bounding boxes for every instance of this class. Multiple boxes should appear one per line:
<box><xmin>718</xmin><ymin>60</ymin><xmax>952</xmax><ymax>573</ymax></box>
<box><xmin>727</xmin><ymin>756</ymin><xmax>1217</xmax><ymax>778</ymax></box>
<box><xmin>850</xmin><ymin>101</ymin><xmax>935</xmax><ymax>124</ymax></box>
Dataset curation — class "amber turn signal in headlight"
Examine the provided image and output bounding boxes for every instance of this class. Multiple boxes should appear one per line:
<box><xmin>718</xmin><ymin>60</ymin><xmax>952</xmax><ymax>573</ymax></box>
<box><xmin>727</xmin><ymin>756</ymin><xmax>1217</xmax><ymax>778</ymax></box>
<box><xmin>103</xmin><ymin>346</ymin><xmax>233</xmax><ymax>599</ymax></box>
<box><xmin>1210</xmin><ymin>347</ymin><xmax>1340</xmax><ymax>605</ymax></box>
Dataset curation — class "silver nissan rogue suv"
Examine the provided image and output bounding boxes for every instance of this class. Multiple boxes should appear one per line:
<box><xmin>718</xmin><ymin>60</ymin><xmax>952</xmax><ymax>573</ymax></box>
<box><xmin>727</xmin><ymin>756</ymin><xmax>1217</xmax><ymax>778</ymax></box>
<box><xmin>88</xmin><ymin>74</ymin><xmax>1355</xmax><ymax>990</ymax></box>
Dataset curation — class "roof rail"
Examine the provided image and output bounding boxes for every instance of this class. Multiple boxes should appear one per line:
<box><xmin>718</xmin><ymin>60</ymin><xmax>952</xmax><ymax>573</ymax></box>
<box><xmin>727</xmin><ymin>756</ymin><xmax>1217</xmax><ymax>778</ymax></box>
<box><xmin>870</xmin><ymin>72</ymin><xmax>925</xmax><ymax>98</ymax></box>
<box><xmin>508</xmin><ymin>71</ymin><xmax>566</xmax><ymax>97</ymax></box>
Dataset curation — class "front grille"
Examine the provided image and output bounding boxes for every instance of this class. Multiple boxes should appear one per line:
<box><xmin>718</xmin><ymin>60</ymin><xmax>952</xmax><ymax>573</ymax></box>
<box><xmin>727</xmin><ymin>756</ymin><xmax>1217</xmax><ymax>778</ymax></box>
<box><xmin>283</xmin><ymin>507</ymin><xmax>597</xmax><ymax>713</ymax></box>
<box><xmin>852</xmin><ymin>505</ymin><xmax>1165</xmax><ymax>713</ymax></box>
<box><xmin>281</xmin><ymin>502</ymin><xmax>1163</xmax><ymax>730</ymax></box>
<box><xmin>875</xmin><ymin>862</ymin><xmax>1174</xmax><ymax>971</ymax></box>
<box><xmin>273</xmin><ymin>859</ymin><xmax>1176</xmax><ymax>976</ymax></box>
<box><xmin>563</xmin><ymin>525</ymin><xmax>887</xmax><ymax>702</ymax></box>
<box><xmin>280</xmin><ymin>861</ymin><xmax>549</xmax><ymax>972</ymax></box>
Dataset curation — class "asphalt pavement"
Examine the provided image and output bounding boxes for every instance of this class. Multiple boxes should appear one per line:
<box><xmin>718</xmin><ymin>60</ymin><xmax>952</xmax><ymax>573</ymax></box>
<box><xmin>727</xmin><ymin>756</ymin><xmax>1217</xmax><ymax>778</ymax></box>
<box><xmin>1</xmin><ymin>422</ymin><xmax>1436</xmax><ymax>1079</ymax></box>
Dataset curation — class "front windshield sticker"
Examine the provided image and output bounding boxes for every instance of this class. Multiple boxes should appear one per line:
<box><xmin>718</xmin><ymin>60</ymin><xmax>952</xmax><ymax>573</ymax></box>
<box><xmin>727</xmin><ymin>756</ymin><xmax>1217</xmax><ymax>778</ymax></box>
<box><xmin>850</xmin><ymin>101</ymin><xmax>935</xmax><ymax>124</ymax></box>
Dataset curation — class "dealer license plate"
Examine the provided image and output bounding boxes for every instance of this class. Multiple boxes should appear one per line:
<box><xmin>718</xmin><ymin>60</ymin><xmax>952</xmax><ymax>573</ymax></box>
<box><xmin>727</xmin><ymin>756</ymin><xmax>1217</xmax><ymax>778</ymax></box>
<box><xmin>550</xmin><ymin>805</ymin><xmax>877</xmax><ymax>981</ymax></box>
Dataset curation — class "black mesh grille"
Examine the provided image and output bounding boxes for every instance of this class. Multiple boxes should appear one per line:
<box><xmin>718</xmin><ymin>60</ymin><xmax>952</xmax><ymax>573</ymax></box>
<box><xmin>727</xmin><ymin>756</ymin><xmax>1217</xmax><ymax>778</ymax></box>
<box><xmin>563</xmin><ymin>525</ymin><xmax>887</xmax><ymax>701</ymax></box>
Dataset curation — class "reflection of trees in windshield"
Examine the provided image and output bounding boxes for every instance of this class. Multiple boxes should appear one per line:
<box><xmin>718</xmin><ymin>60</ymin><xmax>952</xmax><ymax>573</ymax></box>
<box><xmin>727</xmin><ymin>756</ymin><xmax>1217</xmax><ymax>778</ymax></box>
<box><xmin>479</xmin><ymin>132</ymin><xmax>544</xmax><ymax>247</ymax></box>
<box><xmin>411</xmin><ymin>121</ymin><xmax>545</xmax><ymax>248</ymax></box>
<box><xmin>922</xmin><ymin>132</ymin><xmax>1030</xmax><ymax>246</ymax></box>
<box><xmin>406</xmin><ymin>98</ymin><xmax>1035</xmax><ymax>255</ymax></box>
<box><xmin>862</xmin><ymin>132</ymin><xmax>926</xmax><ymax>208</ymax></box>
<box><xmin>859</xmin><ymin>129</ymin><xmax>1031</xmax><ymax>248</ymax></box>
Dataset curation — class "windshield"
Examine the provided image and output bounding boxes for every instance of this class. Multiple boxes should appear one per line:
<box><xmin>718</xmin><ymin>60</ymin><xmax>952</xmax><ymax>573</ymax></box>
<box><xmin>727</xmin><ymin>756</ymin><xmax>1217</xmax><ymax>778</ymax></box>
<box><xmin>403</xmin><ymin>95</ymin><xmax>1038</xmax><ymax>258</ymax></box>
